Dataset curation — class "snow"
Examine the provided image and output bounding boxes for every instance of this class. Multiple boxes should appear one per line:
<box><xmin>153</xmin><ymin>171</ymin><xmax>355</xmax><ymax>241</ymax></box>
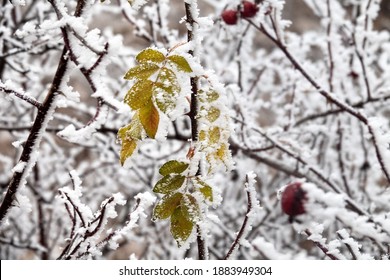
<box><xmin>252</xmin><ymin>237</ymin><xmax>291</xmax><ymax>260</ymax></box>
<box><xmin>129</xmin><ymin>0</ymin><xmax>149</xmax><ymax>11</ymax></box>
<box><xmin>2</xmin><ymin>0</ymin><xmax>390</xmax><ymax>261</ymax></box>
<box><xmin>11</xmin><ymin>161</ymin><xmax>26</xmax><ymax>173</ymax></box>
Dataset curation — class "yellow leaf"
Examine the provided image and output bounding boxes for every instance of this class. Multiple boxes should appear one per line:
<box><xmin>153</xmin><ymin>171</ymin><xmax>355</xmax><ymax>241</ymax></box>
<box><xmin>139</xmin><ymin>101</ymin><xmax>159</xmax><ymax>138</ymax></box>
<box><xmin>124</xmin><ymin>80</ymin><xmax>153</xmax><ymax>110</ymax></box>
<box><xmin>124</xmin><ymin>63</ymin><xmax>160</xmax><ymax>81</ymax></box>
<box><xmin>198</xmin><ymin>130</ymin><xmax>206</xmax><ymax>141</ymax></box>
<box><xmin>206</xmin><ymin>90</ymin><xmax>220</xmax><ymax>102</ymax></box>
<box><xmin>208</xmin><ymin>127</ymin><xmax>221</xmax><ymax>144</ymax></box>
<box><xmin>194</xmin><ymin>178</ymin><xmax>213</xmax><ymax>202</ymax></box>
<box><xmin>206</xmin><ymin>106</ymin><xmax>221</xmax><ymax>122</ymax></box>
<box><xmin>119</xmin><ymin>138</ymin><xmax>137</xmax><ymax>165</ymax></box>
<box><xmin>136</xmin><ymin>48</ymin><xmax>166</xmax><ymax>63</ymax></box>
<box><xmin>118</xmin><ymin>114</ymin><xmax>143</xmax><ymax>140</ymax></box>
<box><xmin>167</xmin><ymin>55</ymin><xmax>192</xmax><ymax>73</ymax></box>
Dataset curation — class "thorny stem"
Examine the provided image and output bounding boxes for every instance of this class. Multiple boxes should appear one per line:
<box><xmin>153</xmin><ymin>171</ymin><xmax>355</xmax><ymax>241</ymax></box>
<box><xmin>185</xmin><ymin>1</ymin><xmax>207</xmax><ymax>260</ymax></box>
<box><xmin>0</xmin><ymin>0</ymin><xmax>88</xmax><ymax>224</ymax></box>
<box><xmin>0</xmin><ymin>49</ymin><xmax>66</xmax><ymax>224</ymax></box>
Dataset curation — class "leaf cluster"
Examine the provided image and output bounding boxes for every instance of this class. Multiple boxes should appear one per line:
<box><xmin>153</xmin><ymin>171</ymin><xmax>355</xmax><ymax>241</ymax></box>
<box><xmin>152</xmin><ymin>160</ymin><xmax>213</xmax><ymax>245</ymax></box>
<box><xmin>118</xmin><ymin>48</ymin><xmax>192</xmax><ymax>165</ymax></box>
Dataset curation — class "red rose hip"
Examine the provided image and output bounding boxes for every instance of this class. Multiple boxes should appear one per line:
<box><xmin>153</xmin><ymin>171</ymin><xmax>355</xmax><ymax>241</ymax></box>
<box><xmin>281</xmin><ymin>182</ymin><xmax>307</xmax><ymax>220</ymax></box>
<box><xmin>241</xmin><ymin>1</ymin><xmax>259</xmax><ymax>18</ymax></box>
<box><xmin>222</xmin><ymin>9</ymin><xmax>239</xmax><ymax>25</ymax></box>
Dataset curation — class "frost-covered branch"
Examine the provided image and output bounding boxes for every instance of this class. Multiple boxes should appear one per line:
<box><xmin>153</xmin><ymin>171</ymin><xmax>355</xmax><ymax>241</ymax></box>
<box><xmin>246</xmin><ymin>12</ymin><xmax>390</xmax><ymax>185</ymax></box>
<box><xmin>0</xmin><ymin>0</ymin><xmax>90</xmax><ymax>224</ymax></box>
<box><xmin>0</xmin><ymin>85</ymin><xmax>43</xmax><ymax>109</ymax></box>
<box><xmin>225</xmin><ymin>172</ymin><xmax>261</xmax><ymax>259</ymax></box>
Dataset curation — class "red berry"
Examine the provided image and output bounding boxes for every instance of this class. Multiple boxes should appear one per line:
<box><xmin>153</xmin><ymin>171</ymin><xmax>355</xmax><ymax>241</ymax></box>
<box><xmin>281</xmin><ymin>182</ymin><xmax>307</xmax><ymax>219</ymax></box>
<box><xmin>222</xmin><ymin>10</ymin><xmax>239</xmax><ymax>25</ymax></box>
<box><xmin>241</xmin><ymin>1</ymin><xmax>259</xmax><ymax>18</ymax></box>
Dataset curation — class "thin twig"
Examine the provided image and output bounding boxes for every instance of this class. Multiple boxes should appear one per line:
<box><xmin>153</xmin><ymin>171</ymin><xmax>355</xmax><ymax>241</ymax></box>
<box><xmin>246</xmin><ymin>18</ymin><xmax>390</xmax><ymax>185</ymax></box>
<box><xmin>304</xmin><ymin>229</ymin><xmax>339</xmax><ymax>260</ymax></box>
<box><xmin>0</xmin><ymin>86</ymin><xmax>43</xmax><ymax>109</ymax></box>
<box><xmin>224</xmin><ymin>175</ymin><xmax>253</xmax><ymax>260</ymax></box>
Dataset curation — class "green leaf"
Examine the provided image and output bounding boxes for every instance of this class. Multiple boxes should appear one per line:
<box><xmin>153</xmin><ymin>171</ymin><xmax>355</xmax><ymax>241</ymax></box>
<box><xmin>153</xmin><ymin>174</ymin><xmax>186</xmax><ymax>194</ymax></box>
<box><xmin>181</xmin><ymin>194</ymin><xmax>200</xmax><ymax>221</ymax></box>
<box><xmin>124</xmin><ymin>80</ymin><xmax>153</xmax><ymax>110</ymax></box>
<box><xmin>119</xmin><ymin>138</ymin><xmax>137</xmax><ymax>165</ymax></box>
<box><xmin>170</xmin><ymin>206</ymin><xmax>194</xmax><ymax>246</ymax></box>
<box><xmin>124</xmin><ymin>63</ymin><xmax>160</xmax><ymax>81</ymax></box>
<box><xmin>206</xmin><ymin>106</ymin><xmax>221</xmax><ymax>122</ymax></box>
<box><xmin>139</xmin><ymin>100</ymin><xmax>160</xmax><ymax>138</ymax></box>
<box><xmin>136</xmin><ymin>48</ymin><xmax>166</xmax><ymax>63</ymax></box>
<box><xmin>194</xmin><ymin>178</ymin><xmax>213</xmax><ymax>202</ymax></box>
<box><xmin>153</xmin><ymin>192</ymin><xmax>183</xmax><ymax>220</ymax></box>
<box><xmin>159</xmin><ymin>160</ymin><xmax>189</xmax><ymax>176</ymax></box>
<box><xmin>167</xmin><ymin>55</ymin><xmax>192</xmax><ymax>73</ymax></box>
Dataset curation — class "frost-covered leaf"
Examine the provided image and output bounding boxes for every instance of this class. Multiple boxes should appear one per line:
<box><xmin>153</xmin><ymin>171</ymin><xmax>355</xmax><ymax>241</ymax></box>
<box><xmin>124</xmin><ymin>63</ymin><xmax>160</xmax><ymax>80</ymax></box>
<box><xmin>136</xmin><ymin>48</ymin><xmax>166</xmax><ymax>63</ymax></box>
<box><xmin>206</xmin><ymin>90</ymin><xmax>219</xmax><ymax>102</ymax></box>
<box><xmin>118</xmin><ymin>114</ymin><xmax>143</xmax><ymax>140</ymax></box>
<box><xmin>199</xmin><ymin>89</ymin><xmax>219</xmax><ymax>103</ymax></box>
<box><xmin>153</xmin><ymin>174</ymin><xmax>186</xmax><ymax>194</ymax></box>
<box><xmin>167</xmin><ymin>55</ymin><xmax>192</xmax><ymax>73</ymax></box>
<box><xmin>119</xmin><ymin>138</ymin><xmax>137</xmax><ymax>165</ymax></box>
<box><xmin>198</xmin><ymin>130</ymin><xmax>206</xmax><ymax>141</ymax></box>
<box><xmin>153</xmin><ymin>192</ymin><xmax>183</xmax><ymax>220</ymax></box>
<box><xmin>124</xmin><ymin>79</ymin><xmax>153</xmax><ymax>110</ymax></box>
<box><xmin>208</xmin><ymin>127</ymin><xmax>221</xmax><ymax>144</ymax></box>
<box><xmin>181</xmin><ymin>194</ymin><xmax>200</xmax><ymax>221</ymax></box>
<box><xmin>170</xmin><ymin>205</ymin><xmax>193</xmax><ymax>246</ymax></box>
<box><xmin>158</xmin><ymin>67</ymin><xmax>178</xmax><ymax>86</ymax></box>
<box><xmin>216</xmin><ymin>144</ymin><xmax>228</xmax><ymax>161</ymax></box>
<box><xmin>206</xmin><ymin>106</ymin><xmax>221</xmax><ymax>122</ymax></box>
<box><xmin>194</xmin><ymin>178</ymin><xmax>213</xmax><ymax>202</ymax></box>
<box><xmin>154</xmin><ymin>69</ymin><xmax>180</xmax><ymax>113</ymax></box>
<box><xmin>139</xmin><ymin>100</ymin><xmax>159</xmax><ymax>138</ymax></box>
<box><xmin>159</xmin><ymin>160</ymin><xmax>189</xmax><ymax>176</ymax></box>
